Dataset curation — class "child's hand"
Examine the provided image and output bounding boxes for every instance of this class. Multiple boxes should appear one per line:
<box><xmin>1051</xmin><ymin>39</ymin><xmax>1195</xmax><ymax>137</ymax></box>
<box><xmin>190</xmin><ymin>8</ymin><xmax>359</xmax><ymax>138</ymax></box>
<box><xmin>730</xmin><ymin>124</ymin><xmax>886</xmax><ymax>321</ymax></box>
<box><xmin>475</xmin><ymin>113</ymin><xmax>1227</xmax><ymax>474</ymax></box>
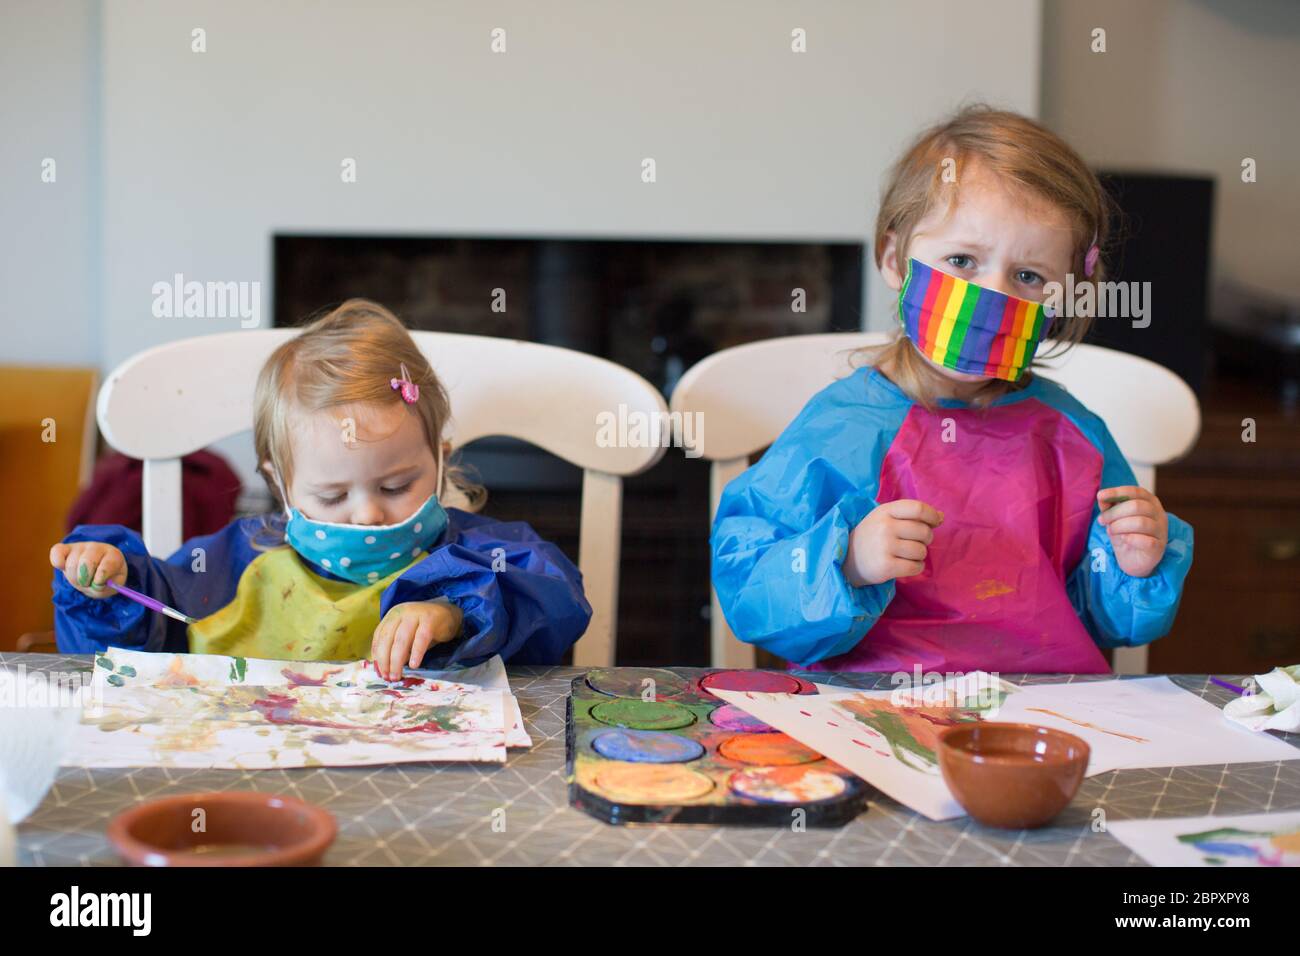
<box><xmin>370</xmin><ymin>600</ymin><xmax>464</xmax><ymax>680</ymax></box>
<box><xmin>845</xmin><ymin>499</ymin><xmax>944</xmax><ymax>587</ymax></box>
<box><xmin>1097</xmin><ymin>486</ymin><xmax>1168</xmax><ymax>577</ymax></box>
<box><xmin>49</xmin><ymin>542</ymin><xmax>128</xmax><ymax>598</ymax></box>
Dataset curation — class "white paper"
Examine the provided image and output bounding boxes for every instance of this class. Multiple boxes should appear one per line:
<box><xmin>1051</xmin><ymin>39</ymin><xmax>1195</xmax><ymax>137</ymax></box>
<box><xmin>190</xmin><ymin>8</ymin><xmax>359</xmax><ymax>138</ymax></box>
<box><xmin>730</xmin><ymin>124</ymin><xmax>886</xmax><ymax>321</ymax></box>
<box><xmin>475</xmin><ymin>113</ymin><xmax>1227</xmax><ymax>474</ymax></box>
<box><xmin>0</xmin><ymin>667</ymin><xmax>82</xmax><ymax>822</ymax></box>
<box><xmin>62</xmin><ymin>649</ymin><xmax>512</xmax><ymax>769</ymax></box>
<box><xmin>1108</xmin><ymin>811</ymin><xmax>1300</xmax><ymax>867</ymax></box>
<box><xmin>420</xmin><ymin>656</ymin><xmax>531</xmax><ymax>747</ymax></box>
<box><xmin>995</xmin><ymin>677</ymin><xmax>1300</xmax><ymax>775</ymax></box>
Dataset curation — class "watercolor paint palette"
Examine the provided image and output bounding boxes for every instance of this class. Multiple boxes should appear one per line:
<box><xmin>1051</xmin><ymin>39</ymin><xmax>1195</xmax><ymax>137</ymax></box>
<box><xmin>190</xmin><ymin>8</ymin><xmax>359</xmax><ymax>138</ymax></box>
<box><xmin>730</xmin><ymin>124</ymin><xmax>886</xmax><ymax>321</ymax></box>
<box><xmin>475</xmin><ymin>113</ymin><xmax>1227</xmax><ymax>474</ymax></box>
<box><xmin>566</xmin><ymin>667</ymin><xmax>871</xmax><ymax>826</ymax></box>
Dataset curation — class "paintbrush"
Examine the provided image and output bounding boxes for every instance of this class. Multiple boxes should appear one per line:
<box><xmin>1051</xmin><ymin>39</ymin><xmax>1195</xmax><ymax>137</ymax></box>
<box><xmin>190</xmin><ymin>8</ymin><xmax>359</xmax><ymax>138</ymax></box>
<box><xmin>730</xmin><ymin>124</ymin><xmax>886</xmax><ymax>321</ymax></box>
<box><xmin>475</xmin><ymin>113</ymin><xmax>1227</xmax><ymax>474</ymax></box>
<box><xmin>106</xmin><ymin>580</ymin><xmax>198</xmax><ymax>626</ymax></box>
<box><xmin>1210</xmin><ymin>677</ymin><xmax>1248</xmax><ymax>695</ymax></box>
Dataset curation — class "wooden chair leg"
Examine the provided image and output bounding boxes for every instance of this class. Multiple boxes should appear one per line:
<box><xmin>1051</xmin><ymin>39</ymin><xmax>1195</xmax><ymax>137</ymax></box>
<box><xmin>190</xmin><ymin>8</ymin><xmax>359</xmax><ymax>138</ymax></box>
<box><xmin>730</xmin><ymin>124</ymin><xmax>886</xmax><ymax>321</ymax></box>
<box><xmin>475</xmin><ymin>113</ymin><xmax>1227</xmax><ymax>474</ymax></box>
<box><xmin>16</xmin><ymin>631</ymin><xmax>58</xmax><ymax>654</ymax></box>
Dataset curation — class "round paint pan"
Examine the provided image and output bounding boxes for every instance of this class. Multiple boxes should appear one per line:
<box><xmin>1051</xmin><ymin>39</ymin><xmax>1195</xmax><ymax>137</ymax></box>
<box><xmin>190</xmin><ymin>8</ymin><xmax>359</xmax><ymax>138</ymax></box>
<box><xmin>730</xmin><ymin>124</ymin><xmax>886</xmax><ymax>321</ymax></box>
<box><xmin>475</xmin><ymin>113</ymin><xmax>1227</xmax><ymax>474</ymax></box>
<box><xmin>698</xmin><ymin>669</ymin><xmax>816</xmax><ymax>698</ymax></box>
<box><xmin>718</xmin><ymin>732</ymin><xmax>822</xmax><ymax>766</ymax></box>
<box><xmin>585</xmin><ymin>667</ymin><xmax>688</xmax><ymax>700</ymax></box>
<box><xmin>591</xmin><ymin>762</ymin><xmax>715</xmax><ymax>805</ymax></box>
<box><xmin>590</xmin><ymin>698</ymin><xmax>696</xmax><ymax>731</ymax></box>
<box><xmin>591</xmin><ymin>729</ymin><xmax>705</xmax><ymax>764</ymax></box>
<box><xmin>729</xmin><ymin>766</ymin><xmax>848</xmax><ymax>804</ymax></box>
<box><xmin>708</xmin><ymin>703</ymin><xmax>776</xmax><ymax>733</ymax></box>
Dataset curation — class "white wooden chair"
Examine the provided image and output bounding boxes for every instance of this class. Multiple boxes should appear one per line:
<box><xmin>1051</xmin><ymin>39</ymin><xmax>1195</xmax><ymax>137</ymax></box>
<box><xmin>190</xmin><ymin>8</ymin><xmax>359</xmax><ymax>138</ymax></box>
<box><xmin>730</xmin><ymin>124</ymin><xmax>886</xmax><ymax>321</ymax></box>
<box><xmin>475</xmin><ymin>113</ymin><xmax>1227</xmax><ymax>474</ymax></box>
<box><xmin>97</xmin><ymin>330</ymin><xmax>669</xmax><ymax>667</ymax></box>
<box><xmin>669</xmin><ymin>333</ymin><xmax>1201</xmax><ymax>675</ymax></box>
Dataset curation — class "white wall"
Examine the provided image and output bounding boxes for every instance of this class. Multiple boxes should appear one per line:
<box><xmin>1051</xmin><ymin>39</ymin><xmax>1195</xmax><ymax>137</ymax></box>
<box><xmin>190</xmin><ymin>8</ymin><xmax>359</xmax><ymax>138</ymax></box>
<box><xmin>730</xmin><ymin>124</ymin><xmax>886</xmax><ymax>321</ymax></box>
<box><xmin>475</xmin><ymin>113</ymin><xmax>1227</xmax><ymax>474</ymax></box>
<box><xmin>1042</xmin><ymin>0</ymin><xmax>1300</xmax><ymax>301</ymax></box>
<box><xmin>94</xmin><ymin>0</ymin><xmax>1040</xmax><ymax>371</ymax></box>
<box><xmin>0</xmin><ymin>0</ymin><xmax>100</xmax><ymax>365</ymax></box>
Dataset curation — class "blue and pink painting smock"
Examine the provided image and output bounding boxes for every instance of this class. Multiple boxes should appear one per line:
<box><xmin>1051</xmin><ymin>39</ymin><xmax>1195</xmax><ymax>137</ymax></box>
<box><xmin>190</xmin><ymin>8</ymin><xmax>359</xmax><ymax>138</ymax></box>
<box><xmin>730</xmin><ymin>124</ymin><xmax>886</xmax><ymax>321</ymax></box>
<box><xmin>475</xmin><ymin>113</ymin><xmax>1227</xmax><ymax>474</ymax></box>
<box><xmin>711</xmin><ymin>367</ymin><xmax>1194</xmax><ymax>673</ymax></box>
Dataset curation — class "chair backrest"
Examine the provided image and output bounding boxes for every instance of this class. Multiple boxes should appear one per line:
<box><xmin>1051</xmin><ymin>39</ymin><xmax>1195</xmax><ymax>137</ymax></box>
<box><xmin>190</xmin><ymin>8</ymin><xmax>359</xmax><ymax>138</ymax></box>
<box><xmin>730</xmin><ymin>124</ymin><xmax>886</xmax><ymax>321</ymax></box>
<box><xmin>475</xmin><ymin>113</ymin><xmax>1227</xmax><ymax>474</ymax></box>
<box><xmin>670</xmin><ymin>332</ymin><xmax>1201</xmax><ymax>674</ymax></box>
<box><xmin>97</xmin><ymin>330</ymin><xmax>669</xmax><ymax>667</ymax></box>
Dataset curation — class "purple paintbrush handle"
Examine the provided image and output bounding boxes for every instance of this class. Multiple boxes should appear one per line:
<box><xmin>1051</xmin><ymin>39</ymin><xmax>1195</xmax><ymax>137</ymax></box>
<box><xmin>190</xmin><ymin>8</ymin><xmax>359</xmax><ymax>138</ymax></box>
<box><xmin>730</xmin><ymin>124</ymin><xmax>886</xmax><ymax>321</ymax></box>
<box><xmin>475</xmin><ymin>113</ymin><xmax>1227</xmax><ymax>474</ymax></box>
<box><xmin>106</xmin><ymin>580</ymin><xmax>193</xmax><ymax>623</ymax></box>
<box><xmin>108</xmin><ymin>579</ymin><xmax>166</xmax><ymax>613</ymax></box>
<box><xmin>1210</xmin><ymin>677</ymin><xmax>1248</xmax><ymax>695</ymax></box>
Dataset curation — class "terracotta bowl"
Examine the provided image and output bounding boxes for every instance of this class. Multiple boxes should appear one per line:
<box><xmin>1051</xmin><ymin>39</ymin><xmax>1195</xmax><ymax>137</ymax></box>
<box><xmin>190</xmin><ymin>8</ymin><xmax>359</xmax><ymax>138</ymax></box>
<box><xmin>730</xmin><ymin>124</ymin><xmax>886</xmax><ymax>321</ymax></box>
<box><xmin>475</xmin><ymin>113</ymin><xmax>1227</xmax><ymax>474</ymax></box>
<box><xmin>937</xmin><ymin>722</ymin><xmax>1090</xmax><ymax>829</ymax></box>
<box><xmin>108</xmin><ymin>791</ymin><xmax>337</xmax><ymax>867</ymax></box>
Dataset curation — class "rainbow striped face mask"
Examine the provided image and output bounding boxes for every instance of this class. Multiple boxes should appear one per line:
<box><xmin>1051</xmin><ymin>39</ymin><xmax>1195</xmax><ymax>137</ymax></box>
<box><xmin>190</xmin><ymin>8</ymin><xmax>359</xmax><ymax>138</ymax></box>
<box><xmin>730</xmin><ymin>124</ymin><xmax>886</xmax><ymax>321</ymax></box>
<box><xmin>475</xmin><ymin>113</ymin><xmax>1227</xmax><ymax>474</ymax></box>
<box><xmin>897</xmin><ymin>258</ymin><xmax>1054</xmax><ymax>382</ymax></box>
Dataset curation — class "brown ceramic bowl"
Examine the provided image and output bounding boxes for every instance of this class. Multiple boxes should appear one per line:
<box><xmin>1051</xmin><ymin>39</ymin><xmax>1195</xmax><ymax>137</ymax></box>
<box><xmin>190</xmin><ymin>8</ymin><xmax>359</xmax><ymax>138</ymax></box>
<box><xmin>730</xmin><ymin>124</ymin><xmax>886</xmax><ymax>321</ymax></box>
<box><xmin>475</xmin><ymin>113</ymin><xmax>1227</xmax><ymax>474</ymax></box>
<box><xmin>108</xmin><ymin>791</ymin><xmax>337</xmax><ymax>867</ymax></box>
<box><xmin>937</xmin><ymin>722</ymin><xmax>1090</xmax><ymax>829</ymax></box>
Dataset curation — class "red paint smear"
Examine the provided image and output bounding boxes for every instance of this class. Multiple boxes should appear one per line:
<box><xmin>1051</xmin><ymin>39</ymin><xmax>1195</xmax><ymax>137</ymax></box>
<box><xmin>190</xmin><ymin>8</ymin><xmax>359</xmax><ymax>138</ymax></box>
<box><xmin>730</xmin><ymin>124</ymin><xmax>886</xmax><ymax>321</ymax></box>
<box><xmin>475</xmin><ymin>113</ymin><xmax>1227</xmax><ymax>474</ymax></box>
<box><xmin>827</xmin><ymin>721</ymin><xmax>838</xmax><ymax>727</ymax></box>
<box><xmin>250</xmin><ymin>693</ymin><xmax>362</xmax><ymax>732</ymax></box>
<box><xmin>397</xmin><ymin>677</ymin><xmax>425</xmax><ymax>688</ymax></box>
<box><xmin>701</xmin><ymin>670</ymin><xmax>803</xmax><ymax>695</ymax></box>
<box><xmin>852</xmin><ymin>739</ymin><xmax>869</xmax><ymax>748</ymax></box>
<box><xmin>799</xmin><ymin>710</ymin><xmax>812</xmax><ymax>717</ymax></box>
<box><xmin>280</xmin><ymin>666</ymin><xmax>344</xmax><ymax>687</ymax></box>
<box><xmin>393</xmin><ymin>721</ymin><xmax>447</xmax><ymax>734</ymax></box>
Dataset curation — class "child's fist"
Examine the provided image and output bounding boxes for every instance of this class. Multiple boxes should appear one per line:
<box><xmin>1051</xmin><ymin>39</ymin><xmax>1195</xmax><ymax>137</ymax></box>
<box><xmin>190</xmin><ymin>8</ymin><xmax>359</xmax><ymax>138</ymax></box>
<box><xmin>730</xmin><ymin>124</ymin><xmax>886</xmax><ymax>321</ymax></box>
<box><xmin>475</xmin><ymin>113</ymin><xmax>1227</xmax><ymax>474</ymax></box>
<box><xmin>370</xmin><ymin>600</ymin><xmax>464</xmax><ymax>681</ymax></box>
<box><xmin>1097</xmin><ymin>486</ymin><xmax>1168</xmax><ymax>578</ymax></box>
<box><xmin>50</xmin><ymin>542</ymin><xmax>127</xmax><ymax>598</ymax></box>
<box><xmin>845</xmin><ymin>499</ymin><xmax>945</xmax><ymax>587</ymax></box>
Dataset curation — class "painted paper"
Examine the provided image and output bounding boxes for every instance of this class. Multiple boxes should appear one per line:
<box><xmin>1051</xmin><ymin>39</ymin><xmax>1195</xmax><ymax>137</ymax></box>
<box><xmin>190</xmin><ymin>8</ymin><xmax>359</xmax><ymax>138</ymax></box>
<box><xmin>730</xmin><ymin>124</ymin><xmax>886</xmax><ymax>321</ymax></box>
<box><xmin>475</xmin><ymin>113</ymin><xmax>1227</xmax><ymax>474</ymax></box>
<box><xmin>62</xmin><ymin>649</ymin><xmax>514</xmax><ymax>769</ymax></box>
<box><xmin>720</xmin><ymin>674</ymin><xmax>1299</xmax><ymax>821</ymax></box>
<box><xmin>1108</xmin><ymin>811</ymin><xmax>1300</xmax><ymax>867</ymax></box>
<box><xmin>995</xmin><ymin>677</ymin><xmax>1300</xmax><ymax>774</ymax></box>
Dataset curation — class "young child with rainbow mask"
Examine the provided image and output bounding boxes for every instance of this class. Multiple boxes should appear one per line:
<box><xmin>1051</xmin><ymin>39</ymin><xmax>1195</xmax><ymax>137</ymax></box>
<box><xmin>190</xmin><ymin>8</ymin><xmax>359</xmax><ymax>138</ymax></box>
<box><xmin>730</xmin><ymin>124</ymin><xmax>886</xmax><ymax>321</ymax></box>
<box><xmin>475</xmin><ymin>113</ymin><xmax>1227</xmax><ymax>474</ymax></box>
<box><xmin>712</xmin><ymin>107</ymin><xmax>1193</xmax><ymax>674</ymax></box>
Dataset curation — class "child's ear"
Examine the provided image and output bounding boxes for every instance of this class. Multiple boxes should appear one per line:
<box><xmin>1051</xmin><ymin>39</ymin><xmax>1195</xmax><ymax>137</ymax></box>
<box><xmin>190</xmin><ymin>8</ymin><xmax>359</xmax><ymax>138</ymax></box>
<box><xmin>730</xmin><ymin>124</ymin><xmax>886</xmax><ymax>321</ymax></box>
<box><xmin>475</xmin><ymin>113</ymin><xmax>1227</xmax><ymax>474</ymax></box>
<box><xmin>879</xmin><ymin>230</ymin><xmax>905</xmax><ymax>292</ymax></box>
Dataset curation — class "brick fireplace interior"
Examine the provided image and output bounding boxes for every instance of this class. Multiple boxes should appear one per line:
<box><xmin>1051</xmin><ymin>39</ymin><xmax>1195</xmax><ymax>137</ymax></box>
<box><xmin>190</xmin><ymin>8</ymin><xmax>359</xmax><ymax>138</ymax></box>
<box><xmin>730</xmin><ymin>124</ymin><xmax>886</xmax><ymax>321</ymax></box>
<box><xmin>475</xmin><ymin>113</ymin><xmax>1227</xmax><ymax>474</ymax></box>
<box><xmin>274</xmin><ymin>235</ymin><xmax>865</xmax><ymax>664</ymax></box>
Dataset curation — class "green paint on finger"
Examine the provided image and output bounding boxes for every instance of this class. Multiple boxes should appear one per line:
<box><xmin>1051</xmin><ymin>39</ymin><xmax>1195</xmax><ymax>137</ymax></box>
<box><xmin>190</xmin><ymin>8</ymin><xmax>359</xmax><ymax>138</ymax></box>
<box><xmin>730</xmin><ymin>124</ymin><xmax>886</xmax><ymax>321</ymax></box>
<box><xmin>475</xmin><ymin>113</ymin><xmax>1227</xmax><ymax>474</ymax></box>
<box><xmin>77</xmin><ymin>563</ymin><xmax>91</xmax><ymax>587</ymax></box>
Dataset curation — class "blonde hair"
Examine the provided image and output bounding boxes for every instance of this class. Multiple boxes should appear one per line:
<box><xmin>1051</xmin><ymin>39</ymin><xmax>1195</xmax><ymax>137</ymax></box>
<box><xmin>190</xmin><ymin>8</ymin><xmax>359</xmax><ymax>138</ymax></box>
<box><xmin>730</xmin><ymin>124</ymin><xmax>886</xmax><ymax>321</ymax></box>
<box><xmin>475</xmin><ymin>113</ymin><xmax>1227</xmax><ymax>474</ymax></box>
<box><xmin>253</xmin><ymin>299</ymin><xmax>485</xmax><ymax>534</ymax></box>
<box><xmin>860</xmin><ymin>105</ymin><xmax>1116</xmax><ymax>407</ymax></box>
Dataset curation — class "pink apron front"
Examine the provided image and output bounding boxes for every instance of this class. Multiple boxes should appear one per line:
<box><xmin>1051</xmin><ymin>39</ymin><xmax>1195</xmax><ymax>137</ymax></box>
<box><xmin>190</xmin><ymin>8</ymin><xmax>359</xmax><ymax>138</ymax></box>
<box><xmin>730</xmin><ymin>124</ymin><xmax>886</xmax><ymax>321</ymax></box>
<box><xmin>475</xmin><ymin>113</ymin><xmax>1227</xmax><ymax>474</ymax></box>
<box><xmin>809</xmin><ymin>397</ymin><xmax>1111</xmax><ymax>675</ymax></box>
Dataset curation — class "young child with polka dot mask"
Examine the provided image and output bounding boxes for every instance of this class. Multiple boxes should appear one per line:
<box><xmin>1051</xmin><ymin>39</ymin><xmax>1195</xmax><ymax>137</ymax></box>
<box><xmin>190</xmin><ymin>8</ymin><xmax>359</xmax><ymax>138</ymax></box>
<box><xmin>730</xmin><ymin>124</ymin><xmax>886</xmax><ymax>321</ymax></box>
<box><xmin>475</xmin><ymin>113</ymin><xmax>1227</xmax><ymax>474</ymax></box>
<box><xmin>51</xmin><ymin>300</ymin><xmax>592</xmax><ymax>678</ymax></box>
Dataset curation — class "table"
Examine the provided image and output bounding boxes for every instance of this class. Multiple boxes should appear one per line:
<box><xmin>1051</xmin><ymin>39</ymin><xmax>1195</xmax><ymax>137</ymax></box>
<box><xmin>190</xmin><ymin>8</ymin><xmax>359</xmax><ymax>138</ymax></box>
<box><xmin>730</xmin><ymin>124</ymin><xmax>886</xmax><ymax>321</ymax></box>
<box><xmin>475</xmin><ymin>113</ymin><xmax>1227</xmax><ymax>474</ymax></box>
<box><xmin>7</xmin><ymin>654</ymin><xmax>1299</xmax><ymax>866</ymax></box>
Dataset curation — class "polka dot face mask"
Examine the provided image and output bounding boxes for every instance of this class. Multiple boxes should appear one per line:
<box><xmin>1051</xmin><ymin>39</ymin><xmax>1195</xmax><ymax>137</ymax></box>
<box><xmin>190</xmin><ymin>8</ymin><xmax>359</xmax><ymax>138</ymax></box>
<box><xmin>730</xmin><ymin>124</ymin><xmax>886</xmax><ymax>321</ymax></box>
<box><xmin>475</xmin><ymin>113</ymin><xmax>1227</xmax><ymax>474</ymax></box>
<box><xmin>275</xmin><ymin>445</ymin><xmax>449</xmax><ymax>586</ymax></box>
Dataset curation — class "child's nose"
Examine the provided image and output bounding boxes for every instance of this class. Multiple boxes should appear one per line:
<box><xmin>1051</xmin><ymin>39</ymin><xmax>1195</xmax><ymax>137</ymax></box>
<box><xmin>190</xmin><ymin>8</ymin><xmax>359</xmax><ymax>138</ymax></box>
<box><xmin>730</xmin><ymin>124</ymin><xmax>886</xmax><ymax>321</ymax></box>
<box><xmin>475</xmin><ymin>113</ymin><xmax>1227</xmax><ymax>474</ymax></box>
<box><xmin>351</xmin><ymin>499</ymin><xmax>386</xmax><ymax>526</ymax></box>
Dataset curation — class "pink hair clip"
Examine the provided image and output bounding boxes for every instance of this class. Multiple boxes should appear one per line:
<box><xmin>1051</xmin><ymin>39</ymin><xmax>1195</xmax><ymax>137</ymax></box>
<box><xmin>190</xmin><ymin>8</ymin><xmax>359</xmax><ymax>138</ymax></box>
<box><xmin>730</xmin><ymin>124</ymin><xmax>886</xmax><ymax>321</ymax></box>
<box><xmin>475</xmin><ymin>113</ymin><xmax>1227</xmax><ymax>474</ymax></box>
<box><xmin>390</xmin><ymin>363</ymin><xmax>419</xmax><ymax>404</ymax></box>
<box><xmin>1084</xmin><ymin>230</ymin><xmax>1100</xmax><ymax>279</ymax></box>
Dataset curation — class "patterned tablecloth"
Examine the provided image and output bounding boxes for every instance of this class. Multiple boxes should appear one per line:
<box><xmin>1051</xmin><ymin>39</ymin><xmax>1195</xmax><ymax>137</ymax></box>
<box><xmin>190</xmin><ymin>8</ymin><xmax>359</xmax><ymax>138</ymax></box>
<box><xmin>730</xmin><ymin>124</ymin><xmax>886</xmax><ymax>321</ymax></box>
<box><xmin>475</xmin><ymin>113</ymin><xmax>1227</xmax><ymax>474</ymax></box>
<box><xmin>6</xmin><ymin>654</ymin><xmax>1298</xmax><ymax>866</ymax></box>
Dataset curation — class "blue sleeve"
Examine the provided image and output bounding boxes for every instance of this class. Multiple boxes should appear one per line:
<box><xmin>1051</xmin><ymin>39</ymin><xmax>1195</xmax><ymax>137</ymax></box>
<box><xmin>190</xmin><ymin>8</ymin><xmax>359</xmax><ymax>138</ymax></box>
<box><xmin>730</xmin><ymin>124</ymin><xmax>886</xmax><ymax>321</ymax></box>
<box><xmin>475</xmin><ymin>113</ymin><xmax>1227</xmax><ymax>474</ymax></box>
<box><xmin>53</xmin><ymin>519</ymin><xmax>263</xmax><ymax>654</ymax></box>
<box><xmin>710</xmin><ymin>370</ymin><xmax>909</xmax><ymax>666</ymax></box>
<box><xmin>1065</xmin><ymin>423</ymin><xmax>1194</xmax><ymax>648</ymax></box>
<box><xmin>380</xmin><ymin>510</ymin><xmax>592</xmax><ymax>667</ymax></box>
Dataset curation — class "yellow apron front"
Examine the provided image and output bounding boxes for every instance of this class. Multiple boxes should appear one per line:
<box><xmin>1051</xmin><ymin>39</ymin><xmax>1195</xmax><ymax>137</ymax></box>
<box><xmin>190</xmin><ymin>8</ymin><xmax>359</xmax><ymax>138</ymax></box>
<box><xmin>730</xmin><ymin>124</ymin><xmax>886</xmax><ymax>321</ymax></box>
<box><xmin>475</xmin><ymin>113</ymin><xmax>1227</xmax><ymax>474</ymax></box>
<box><xmin>188</xmin><ymin>546</ymin><xmax>423</xmax><ymax>661</ymax></box>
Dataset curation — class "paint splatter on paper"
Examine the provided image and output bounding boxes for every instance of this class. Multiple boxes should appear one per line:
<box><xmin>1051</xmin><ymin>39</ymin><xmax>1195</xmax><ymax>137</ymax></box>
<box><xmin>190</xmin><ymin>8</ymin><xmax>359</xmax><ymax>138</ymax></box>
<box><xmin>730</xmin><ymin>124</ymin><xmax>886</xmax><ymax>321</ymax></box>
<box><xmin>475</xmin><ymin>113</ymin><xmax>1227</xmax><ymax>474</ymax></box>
<box><xmin>62</xmin><ymin>649</ymin><xmax>516</xmax><ymax>769</ymax></box>
<box><xmin>1109</xmin><ymin>812</ymin><xmax>1300</xmax><ymax>867</ymax></box>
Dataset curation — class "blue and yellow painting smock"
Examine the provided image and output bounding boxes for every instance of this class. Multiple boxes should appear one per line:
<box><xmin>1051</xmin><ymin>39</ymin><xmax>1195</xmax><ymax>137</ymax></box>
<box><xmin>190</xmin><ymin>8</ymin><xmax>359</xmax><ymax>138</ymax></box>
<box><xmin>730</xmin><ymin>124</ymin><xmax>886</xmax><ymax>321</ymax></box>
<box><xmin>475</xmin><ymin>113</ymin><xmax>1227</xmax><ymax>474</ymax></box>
<box><xmin>53</xmin><ymin>511</ymin><xmax>593</xmax><ymax>666</ymax></box>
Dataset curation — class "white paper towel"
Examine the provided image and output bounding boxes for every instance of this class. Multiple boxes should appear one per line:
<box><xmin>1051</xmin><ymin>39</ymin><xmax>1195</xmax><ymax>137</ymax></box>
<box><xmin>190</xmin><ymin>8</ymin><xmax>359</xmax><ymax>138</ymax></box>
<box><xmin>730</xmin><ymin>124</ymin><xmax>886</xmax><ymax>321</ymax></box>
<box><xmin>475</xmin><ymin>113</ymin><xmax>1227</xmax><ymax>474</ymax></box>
<box><xmin>0</xmin><ymin>666</ymin><xmax>83</xmax><ymax>863</ymax></box>
<box><xmin>1224</xmin><ymin>665</ymin><xmax>1300</xmax><ymax>733</ymax></box>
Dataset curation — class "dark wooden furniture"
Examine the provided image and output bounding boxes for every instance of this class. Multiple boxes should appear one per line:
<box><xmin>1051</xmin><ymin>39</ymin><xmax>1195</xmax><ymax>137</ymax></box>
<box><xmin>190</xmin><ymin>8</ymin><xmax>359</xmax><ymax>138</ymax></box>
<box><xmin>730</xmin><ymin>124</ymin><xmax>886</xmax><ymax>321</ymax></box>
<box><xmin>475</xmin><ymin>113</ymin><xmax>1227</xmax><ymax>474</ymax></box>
<box><xmin>1153</xmin><ymin>372</ymin><xmax>1300</xmax><ymax>674</ymax></box>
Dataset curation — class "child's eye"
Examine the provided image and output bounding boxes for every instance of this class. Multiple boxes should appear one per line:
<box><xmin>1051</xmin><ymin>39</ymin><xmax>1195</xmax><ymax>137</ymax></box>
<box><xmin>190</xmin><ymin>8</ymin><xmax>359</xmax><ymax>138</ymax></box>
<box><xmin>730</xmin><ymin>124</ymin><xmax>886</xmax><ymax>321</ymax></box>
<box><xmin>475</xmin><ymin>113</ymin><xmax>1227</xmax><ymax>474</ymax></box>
<box><xmin>946</xmin><ymin>255</ymin><xmax>975</xmax><ymax>270</ymax></box>
<box><xmin>317</xmin><ymin>494</ymin><xmax>346</xmax><ymax>506</ymax></box>
<box><xmin>381</xmin><ymin>483</ymin><xmax>413</xmax><ymax>496</ymax></box>
<box><xmin>1016</xmin><ymin>270</ymin><xmax>1044</xmax><ymax>287</ymax></box>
